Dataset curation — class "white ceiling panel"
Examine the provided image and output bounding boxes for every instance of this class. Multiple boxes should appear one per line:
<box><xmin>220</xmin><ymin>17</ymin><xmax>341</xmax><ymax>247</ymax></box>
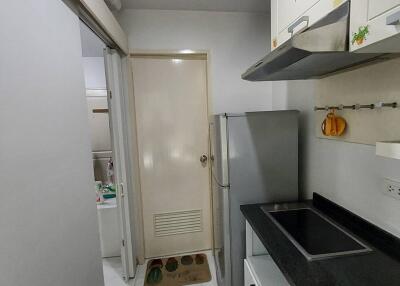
<box><xmin>121</xmin><ymin>0</ymin><xmax>270</xmax><ymax>13</ymax></box>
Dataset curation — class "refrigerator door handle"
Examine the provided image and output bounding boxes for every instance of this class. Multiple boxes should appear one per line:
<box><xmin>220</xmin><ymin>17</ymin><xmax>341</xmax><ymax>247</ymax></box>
<box><xmin>212</xmin><ymin>170</ymin><xmax>230</xmax><ymax>188</ymax></box>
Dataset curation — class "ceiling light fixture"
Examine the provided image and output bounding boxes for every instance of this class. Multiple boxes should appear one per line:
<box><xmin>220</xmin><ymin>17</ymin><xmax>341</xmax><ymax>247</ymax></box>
<box><xmin>180</xmin><ymin>49</ymin><xmax>195</xmax><ymax>54</ymax></box>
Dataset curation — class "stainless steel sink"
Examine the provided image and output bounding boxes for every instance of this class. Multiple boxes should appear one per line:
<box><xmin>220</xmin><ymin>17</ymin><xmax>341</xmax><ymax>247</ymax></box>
<box><xmin>262</xmin><ymin>207</ymin><xmax>372</xmax><ymax>261</ymax></box>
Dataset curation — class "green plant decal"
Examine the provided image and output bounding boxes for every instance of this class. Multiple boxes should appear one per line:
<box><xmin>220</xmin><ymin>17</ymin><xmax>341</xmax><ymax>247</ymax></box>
<box><xmin>352</xmin><ymin>25</ymin><xmax>369</xmax><ymax>45</ymax></box>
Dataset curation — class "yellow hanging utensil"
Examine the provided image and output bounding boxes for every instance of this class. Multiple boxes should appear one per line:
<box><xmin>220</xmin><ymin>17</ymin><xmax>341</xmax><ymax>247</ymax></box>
<box><xmin>321</xmin><ymin>110</ymin><xmax>347</xmax><ymax>136</ymax></box>
<box><xmin>322</xmin><ymin>111</ymin><xmax>334</xmax><ymax>136</ymax></box>
<box><xmin>335</xmin><ymin>114</ymin><xmax>347</xmax><ymax>136</ymax></box>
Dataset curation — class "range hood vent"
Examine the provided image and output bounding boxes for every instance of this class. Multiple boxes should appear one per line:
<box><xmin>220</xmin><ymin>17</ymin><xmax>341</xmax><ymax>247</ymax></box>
<box><xmin>242</xmin><ymin>2</ymin><xmax>385</xmax><ymax>81</ymax></box>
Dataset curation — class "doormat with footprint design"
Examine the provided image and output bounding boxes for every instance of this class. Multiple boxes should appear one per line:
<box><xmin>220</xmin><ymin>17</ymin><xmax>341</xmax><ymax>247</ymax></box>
<box><xmin>144</xmin><ymin>253</ymin><xmax>211</xmax><ymax>285</ymax></box>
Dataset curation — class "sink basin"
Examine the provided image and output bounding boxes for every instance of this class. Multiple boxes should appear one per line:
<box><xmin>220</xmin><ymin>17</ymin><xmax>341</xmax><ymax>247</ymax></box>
<box><xmin>263</xmin><ymin>208</ymin><xmax>372</xmax><ymax>261</ymax></box>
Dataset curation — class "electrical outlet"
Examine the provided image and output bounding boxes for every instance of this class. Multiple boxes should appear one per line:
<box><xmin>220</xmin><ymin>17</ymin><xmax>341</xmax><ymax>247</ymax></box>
<box><xmin>383</xmin><ymin>178</ymin><xmax>400</xmax><ymax>200</ymax></box>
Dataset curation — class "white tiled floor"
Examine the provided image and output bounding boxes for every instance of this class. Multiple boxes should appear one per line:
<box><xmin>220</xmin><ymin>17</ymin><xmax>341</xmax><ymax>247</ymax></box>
<box><xmin>103</xmin><ymin>257</ymin><xmax>135</xmax><ymax>286</ymax></box>
<box><xmin>103</xmin><ymin>251</ymin><xmax>218</xmax><ymax>286</ymax></box>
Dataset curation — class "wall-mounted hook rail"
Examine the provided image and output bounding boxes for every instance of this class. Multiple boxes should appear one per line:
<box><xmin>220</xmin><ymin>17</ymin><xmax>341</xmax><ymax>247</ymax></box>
<box><xmin>314</xmin><ymin>102</ymin><xmax>397</xmax><ymax>111</ymax></box>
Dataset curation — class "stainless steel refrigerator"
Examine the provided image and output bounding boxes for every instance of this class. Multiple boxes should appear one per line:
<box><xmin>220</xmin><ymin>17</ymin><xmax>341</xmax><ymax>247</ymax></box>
<box><xmin>210</xmin><ymin>111</ymin><xmax>299</xmax><ymax>286</ymax></box>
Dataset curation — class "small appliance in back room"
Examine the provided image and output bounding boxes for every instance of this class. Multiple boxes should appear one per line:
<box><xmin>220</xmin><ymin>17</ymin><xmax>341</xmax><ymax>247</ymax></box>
<box><xmin>210</xmin><ymin>111</ymin><xmax>299</xmax><ymax>286</ymax></box>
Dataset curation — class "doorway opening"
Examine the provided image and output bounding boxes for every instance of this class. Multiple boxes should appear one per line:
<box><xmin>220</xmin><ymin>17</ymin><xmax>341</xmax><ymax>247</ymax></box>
<box><xmin>129</xmin><ymin>52</ymin><xmax>218</xmax><ymax>285</ymax></box>
<box><xmin>130</xmin><ymin>53</ymin><xmax>212</xmax><ymax>258</ymax></box>
<box><xmin>80</xmin><ymin>21</ymin><xmax>135</xmax><ymax>285</ymax></box>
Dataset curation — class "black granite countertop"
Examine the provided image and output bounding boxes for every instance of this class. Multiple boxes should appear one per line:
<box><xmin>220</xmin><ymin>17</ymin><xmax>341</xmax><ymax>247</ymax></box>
<box><xmin>240</xmin><ymin>193</ymin><xmax>400</xmax><ymax>286</ymax></box>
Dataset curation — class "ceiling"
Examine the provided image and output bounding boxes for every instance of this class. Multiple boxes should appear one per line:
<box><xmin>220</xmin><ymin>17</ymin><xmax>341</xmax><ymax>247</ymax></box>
<box><xmin>120</xmin><ymin>0</ymin><xmax>270</xmax><ymax>13</ymax></box>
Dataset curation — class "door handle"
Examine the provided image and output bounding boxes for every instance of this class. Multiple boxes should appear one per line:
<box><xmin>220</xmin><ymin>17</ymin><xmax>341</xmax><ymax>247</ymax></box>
<box><xmin>119</xmin><ymin>183</ymin><xmax>125</xmax><ymax>198</ymax></box>
<box><xmin>200</xmin><ymin>155</ymin><xmax>208</xmax><ymax>164</ymax></box>
<box><xmin>288</xmin><ymin>16</ymin><xmax>309</xmax><ymax>36</ymax></box>
<box><xmin>387</xmin><ymin>10</ymin><xmax>400</xmax><ymax>25</ymax></box>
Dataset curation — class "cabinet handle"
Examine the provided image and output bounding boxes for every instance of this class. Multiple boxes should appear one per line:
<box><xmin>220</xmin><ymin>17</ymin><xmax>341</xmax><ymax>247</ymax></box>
<box><xmin>288</xmin><ymin>16</ymin><xmax>309</xmax><ymax>36</ymax></box>
<box><xmin>386</xmin><ymin>10</ymin><xmax>400</xmax><ymax>25</ymax></box>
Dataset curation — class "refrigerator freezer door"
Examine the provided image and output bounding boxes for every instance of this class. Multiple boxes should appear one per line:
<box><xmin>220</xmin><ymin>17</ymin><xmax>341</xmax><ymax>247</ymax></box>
<box><xmin>228</xmin><ymin>111</ymin><xmax>298</xmax><ymax>202</ymax></box>
<box><xmin>211</xmin><ymin>176</ymin><xmax>231</xmax><ymax>286</ymax></box>
<box><xmin>227</xmin><ymin>111</ymin><xmax>299</xmax><ymax>286</ymax></box>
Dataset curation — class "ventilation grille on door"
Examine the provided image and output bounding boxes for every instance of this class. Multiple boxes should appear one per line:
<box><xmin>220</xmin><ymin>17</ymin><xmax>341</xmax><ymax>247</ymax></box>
<box><xmin>154</xmin><ymin>210</ymin><xmax>202</xmax><ymax>237</ymax></box>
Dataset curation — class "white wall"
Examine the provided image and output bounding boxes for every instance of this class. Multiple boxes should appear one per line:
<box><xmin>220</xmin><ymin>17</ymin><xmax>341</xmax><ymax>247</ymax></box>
<box><xmin>0</xmin><ymin>1</ymin><xmax>104</xmax><ymax>285</ymax></box>
<box><xmin>117</xmin><ymin>9</ymin><xmax>273</xmax><ymax>113</ymax></box>
<box><xmin>272</xmin><ymin>76</ymin><xmax>400</xmax><ymax>238</ymax></box>
<box><xmin>116</xmin><ymin>6</ymin><xmax>400</xmax><ymax>246</ymax></box>
<box><xmin>80</xmin><ymin>21</ymin><xmax>106</xmax><ymax>57</ymax></box>
<box><xmin>86</xmin><ymin>96</ymin><xmax>111</xmax><ymax>151</ymax></box>
<box><xmin>83</xmin><ymin>57</ymin><xmax>107</xmax><ymax>89</ymax></box>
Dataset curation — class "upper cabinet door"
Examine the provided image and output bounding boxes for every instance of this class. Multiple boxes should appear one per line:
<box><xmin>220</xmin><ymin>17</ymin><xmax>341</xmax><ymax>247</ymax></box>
<box><xmin>350</xmin><ymin>0</ymin><xmax>400</xmax><ymax>52</ymax></box>
<box><xmin>277</xmin><ymin>0</ymin><xmax>320</xmax><ymax>33</ymax></box>
<box><xmin>277</xmin><ymin>0</ymin><xmax>301</xmax><ymax>34</ymax></box>
<box><xmin>368</xmin><ymin>0</ymin><xmax>400</xmax><ymax>20</ymax></box>
<box><xmin>271</xmin><ymin>0</ymin><xmax>347</xmax><ymax>51</ymax></box>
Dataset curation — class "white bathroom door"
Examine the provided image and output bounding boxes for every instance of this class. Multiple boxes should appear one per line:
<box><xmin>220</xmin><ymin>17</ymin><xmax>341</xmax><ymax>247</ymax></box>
<box><xmin>104</xmin><ymin>49</ymin><xmax>136</xmax><ymax>279</ymax></box>
<box><xmin>131</xmin><ymin>55</ymin><xmax>212</xmax><ymax>258</ymax></box>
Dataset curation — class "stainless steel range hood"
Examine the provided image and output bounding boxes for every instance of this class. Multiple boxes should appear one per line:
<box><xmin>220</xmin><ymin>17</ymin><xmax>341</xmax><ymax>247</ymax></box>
<box><xmin>242</xmin><ymin>2</ymin><xmax>384</xmax><ymax>81</ymax></box>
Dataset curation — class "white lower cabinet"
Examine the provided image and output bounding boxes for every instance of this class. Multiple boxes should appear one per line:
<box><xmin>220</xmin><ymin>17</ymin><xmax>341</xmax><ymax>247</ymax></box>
<box><xmin>244</xmin><ymin>256</ymin><xmax>290</xmax><ymax>286</ymax></box>
<box><xmin>244</xmin><ymin>259</ymin><xmax>258</xmax><ymax>286</ymax></box>
<box><xmin>245</xmin><ymin>221</ymin><xmax>290</xmax><ymax>286</ymax></box>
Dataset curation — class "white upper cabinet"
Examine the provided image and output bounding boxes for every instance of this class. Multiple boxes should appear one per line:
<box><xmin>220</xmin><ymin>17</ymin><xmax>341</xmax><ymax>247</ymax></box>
<box><xmin>276</xmin><ymin>0</ymin><xmax>321</xmax><ymax>33</ymax></box>
<box><xmin>369</xmin><ymin>0</ymin><xmax>400</xmax><ymax>20</ymax></box>
<box><xmin>271</xmin><ymin>0</ymin><xmax>348</xmax><ymax>51</ymax></box>
<box><xmin>350</xmin><ymin>0</ymin><xmax>400</xmax><ymax>52</ymax></box>
<box><xmin>276</xmin><ymin>0</ymin><xmax>302</xmax><ymax>35</ymax></box>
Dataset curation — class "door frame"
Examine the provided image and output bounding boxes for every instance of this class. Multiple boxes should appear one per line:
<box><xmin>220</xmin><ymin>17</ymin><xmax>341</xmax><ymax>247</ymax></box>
<box><xmin>129</xmin><ymin>50</ymin><xmax>214</xmax><ymax>262</ymax></box>
<box><xmin>104</xmin><ymin>49</ymin><xmax>137</xmax><ymax>280</ymax></box>
<box><xmin>63</xmin><ymin>0</ymin><xmax>138</xmax><ymax>281</ymax></box>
